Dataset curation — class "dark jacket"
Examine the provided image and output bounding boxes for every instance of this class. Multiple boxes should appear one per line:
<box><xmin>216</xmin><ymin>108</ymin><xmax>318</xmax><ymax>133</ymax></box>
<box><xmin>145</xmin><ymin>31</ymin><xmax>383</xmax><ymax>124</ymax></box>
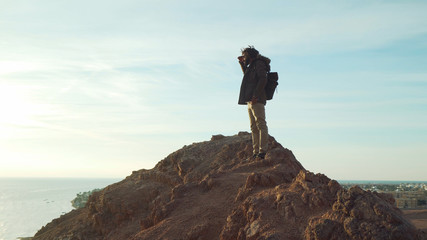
<box><xmin>238</xmin><ymin>55</ymin><xmax>271</xmax><ymax>105</ymax></box>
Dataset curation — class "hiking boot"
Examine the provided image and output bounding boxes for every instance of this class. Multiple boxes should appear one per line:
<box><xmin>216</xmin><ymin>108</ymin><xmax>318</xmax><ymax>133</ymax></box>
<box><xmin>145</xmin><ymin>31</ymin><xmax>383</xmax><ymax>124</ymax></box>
<box><xmin>257</xmin><ymin>152</ymin><xmax>266</xmax><ymax>159</ymax></box>
<box><xmin>246</xmin><ymin>153</ymin><xmax>258</xmax><ymax>161</ymax></box>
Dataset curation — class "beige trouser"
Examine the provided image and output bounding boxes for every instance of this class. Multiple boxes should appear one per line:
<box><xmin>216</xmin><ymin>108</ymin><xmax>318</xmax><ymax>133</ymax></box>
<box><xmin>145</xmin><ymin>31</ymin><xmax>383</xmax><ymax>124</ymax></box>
<box><xmin>248</xmin><ymin>102</ymin><xmax>268</xmax><ymax>154</ymax></box>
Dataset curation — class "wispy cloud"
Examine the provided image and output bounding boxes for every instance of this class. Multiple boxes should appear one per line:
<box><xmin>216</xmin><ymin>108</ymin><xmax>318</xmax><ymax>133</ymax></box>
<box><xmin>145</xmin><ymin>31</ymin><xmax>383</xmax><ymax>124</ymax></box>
<box><xmin>1</xmin><ymin>0</ymin><xmax>426</xmax><ymax>178</ymax></box>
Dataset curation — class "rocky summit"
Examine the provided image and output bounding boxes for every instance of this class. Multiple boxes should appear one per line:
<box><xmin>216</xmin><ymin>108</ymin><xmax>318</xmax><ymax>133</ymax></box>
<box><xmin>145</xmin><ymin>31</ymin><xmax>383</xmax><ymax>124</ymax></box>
<box><xmin>33</xmin><ymin>132</ymin><xmax>426</xmax><ymax>240</ymax></box>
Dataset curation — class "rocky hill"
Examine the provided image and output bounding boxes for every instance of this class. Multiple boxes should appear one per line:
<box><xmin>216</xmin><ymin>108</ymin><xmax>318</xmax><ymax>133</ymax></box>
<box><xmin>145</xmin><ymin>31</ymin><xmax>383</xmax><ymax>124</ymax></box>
<box><xmin>33</xmin><ymin>132</ymin><xmax>426</xmax><ymax>240</ymax></box>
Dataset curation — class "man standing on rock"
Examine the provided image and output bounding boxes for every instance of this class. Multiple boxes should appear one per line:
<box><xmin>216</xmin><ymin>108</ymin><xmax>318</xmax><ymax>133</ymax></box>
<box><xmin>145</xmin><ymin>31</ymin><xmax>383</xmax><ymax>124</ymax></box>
<box><xmin>238</xmin><ymin>46</ymin><xmax>270</xmax><ymax>159</ymax></box>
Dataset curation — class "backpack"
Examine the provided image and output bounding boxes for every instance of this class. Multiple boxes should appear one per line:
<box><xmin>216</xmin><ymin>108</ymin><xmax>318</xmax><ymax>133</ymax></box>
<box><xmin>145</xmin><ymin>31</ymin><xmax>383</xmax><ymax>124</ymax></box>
<box><xmin>265</xmin><ymin>72</ymin><xmax>278</xmax><ymax>100</ymax></box>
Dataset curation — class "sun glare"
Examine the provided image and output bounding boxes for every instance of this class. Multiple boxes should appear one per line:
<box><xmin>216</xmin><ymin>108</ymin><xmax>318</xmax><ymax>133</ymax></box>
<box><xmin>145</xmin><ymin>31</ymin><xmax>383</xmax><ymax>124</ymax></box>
<box><xmin>0</xmin><ymin>61</ymin><xmax>38</xmax><ymax>75</ymax></box>
<box><xmin>0</xmin><ymin>84</ymin><xmax>52</xmax><ymax>138</ymax></box>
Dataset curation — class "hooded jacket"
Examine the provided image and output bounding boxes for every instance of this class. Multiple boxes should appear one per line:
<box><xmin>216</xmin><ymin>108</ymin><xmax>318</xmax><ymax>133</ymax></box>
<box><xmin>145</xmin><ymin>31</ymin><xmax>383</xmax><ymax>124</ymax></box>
<box><xmin>238</xmin><ymin>54</ymin><xmax>271</xmax><ymax>105</ymax></box>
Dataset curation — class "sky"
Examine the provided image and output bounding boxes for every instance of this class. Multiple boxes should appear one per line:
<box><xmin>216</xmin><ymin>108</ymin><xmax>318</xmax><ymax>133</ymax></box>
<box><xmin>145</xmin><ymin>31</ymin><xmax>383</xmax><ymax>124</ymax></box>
<box><xmin>0</xmin><ymin>0</ymin><xmax>426</xmax><ymax>180</ymax></box>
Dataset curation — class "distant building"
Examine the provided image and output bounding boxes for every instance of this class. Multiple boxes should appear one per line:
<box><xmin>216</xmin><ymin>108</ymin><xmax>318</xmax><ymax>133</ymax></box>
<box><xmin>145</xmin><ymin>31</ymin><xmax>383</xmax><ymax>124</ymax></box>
<box><xmin>341</xmin><ymin>182</ymin><xmax>427</xmax><ymax>209</ymax></box>
<box><xmin>390</xmin><ymin>190</ymin><xmax>427</xmax><ymax>209</ymax></box>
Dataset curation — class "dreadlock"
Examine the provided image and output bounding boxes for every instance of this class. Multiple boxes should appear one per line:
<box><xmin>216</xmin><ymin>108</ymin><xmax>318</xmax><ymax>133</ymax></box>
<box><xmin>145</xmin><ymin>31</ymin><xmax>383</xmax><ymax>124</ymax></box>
<box><xmin>241</xmin><ymin>45</ymin><xmax>259</xmax><ymax>59</ymax></box>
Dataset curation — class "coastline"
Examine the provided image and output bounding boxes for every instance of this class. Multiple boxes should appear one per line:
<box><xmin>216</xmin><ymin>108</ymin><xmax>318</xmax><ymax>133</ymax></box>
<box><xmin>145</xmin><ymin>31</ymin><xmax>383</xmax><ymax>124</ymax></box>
<box><xmin>0</xmin><ymin>178</ymin><xmax>120</xmax><ymax>240</ymax></box>
<box><xmin>2</xmin><ymin>178</ymin><xmax>425</xmax><ymax>239</ymax></box>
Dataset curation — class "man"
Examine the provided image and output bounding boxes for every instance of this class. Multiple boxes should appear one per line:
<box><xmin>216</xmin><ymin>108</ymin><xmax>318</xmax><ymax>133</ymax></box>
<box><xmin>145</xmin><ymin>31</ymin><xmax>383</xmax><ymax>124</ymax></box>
<box><xmin>238</xmin><ymin>46</ymin><xmax>270</xmax><ymax>159</ymax></box>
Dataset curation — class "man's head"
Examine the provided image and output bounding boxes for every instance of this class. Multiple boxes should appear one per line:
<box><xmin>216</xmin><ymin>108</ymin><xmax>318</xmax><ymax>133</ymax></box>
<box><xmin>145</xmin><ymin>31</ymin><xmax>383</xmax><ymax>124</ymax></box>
<box><xmin>241</xmin><ymin>46</ymin><xmax>259</xmax><ymax>65</ymax></box>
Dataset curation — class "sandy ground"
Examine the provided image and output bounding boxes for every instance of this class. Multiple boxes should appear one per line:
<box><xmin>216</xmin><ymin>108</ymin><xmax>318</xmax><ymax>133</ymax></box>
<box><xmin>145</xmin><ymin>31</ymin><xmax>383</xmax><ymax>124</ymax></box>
<box><xmin>402</xmin><ymin>209</ymin><xmax>427</xmax><ymax>232</ymax></box>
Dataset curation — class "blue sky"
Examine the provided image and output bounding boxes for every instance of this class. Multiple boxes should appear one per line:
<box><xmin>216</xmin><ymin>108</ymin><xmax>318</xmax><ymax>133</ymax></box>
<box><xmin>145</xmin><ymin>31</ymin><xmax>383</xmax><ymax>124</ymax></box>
<box><xmin>0</xmin><ymin>0</ymin><xmax>426</xmax><ymax>180</ymax></box>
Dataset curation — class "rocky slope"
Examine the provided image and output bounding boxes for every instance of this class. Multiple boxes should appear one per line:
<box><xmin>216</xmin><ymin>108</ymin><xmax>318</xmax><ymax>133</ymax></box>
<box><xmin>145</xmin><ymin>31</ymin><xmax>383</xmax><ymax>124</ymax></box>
<box><xmin>33</xmin><ymin>132</ymin><xmax>426</xmax><ymax>240</ymax></box>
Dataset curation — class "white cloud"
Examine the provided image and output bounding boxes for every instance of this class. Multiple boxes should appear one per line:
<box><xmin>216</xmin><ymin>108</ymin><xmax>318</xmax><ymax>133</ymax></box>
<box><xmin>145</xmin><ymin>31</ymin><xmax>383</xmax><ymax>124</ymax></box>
<box><xmin>1</xmin><ymin>0</ymin><xmax>426</xmax><ymax>178</ymax></box>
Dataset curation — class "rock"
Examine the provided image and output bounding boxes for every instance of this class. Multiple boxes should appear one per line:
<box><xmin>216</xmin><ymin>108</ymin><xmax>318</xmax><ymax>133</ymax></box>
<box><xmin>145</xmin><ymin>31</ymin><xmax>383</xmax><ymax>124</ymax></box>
<box><xmin>32</xmin><ymin>133</ymin><xmax>426</xmax><ymax>240</ymax></box>
<box><xmin>211</xmin><ymin>134</ymin><xmax>225</xmax><ymax>141</ymax></box>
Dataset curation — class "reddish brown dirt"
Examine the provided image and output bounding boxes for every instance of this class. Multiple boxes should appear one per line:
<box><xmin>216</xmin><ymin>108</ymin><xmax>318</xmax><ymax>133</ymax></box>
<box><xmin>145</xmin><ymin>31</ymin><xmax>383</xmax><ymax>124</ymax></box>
<box><xmin>403</xmin><ymin>209</ymin><xmax>427</xmax><ymax>232</ymax></box>
<box><xmin>33</xmin><ymin>133</ymin><xmax>427</xmax><ymax>240</ymax></box>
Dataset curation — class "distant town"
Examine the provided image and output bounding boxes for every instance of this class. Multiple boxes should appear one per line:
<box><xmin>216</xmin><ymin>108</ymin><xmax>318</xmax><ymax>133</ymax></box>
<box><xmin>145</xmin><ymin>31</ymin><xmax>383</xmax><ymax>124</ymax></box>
<box><xmin>340</xmin><ymin>182</ymin><xmax>427</xmax><ymax>209</ymax></box>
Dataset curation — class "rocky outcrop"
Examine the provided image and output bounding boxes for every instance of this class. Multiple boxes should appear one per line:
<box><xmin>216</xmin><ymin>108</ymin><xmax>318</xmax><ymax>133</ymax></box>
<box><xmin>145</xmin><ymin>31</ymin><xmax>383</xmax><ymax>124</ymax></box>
<box><xmin>33</xmin><ymin>132</ymin><xmax>426</xmax><ymax>240</ymax></box>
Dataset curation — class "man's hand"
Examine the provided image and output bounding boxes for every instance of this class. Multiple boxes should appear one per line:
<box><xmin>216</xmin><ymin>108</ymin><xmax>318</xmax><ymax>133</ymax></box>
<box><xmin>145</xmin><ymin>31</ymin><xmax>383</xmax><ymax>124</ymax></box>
<box><xmin>251</xmin><ymin>96</ymin><xmax>258</xmax><ymax>104</ymax></box>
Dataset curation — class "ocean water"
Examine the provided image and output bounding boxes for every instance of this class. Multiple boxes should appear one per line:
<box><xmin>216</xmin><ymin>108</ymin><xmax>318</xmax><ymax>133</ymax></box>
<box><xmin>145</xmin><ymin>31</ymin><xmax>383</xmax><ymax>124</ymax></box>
<box><xmin>0</xmin><ymin>178</ymin><xmax>119</xmax><ymax>240</ymax></box>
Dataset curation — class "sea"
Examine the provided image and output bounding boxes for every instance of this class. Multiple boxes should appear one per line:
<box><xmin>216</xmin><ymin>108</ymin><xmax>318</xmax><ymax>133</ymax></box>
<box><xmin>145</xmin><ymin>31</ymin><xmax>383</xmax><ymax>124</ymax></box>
<box><xmin>0</xmin><ymin>178</ymin><xmax>120</xmax><ymax>240</ymax></box>
<box><xmin>1</xmin><ymin>179</ymin><xmax>425</xmax><ymax>240</ymax></box>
